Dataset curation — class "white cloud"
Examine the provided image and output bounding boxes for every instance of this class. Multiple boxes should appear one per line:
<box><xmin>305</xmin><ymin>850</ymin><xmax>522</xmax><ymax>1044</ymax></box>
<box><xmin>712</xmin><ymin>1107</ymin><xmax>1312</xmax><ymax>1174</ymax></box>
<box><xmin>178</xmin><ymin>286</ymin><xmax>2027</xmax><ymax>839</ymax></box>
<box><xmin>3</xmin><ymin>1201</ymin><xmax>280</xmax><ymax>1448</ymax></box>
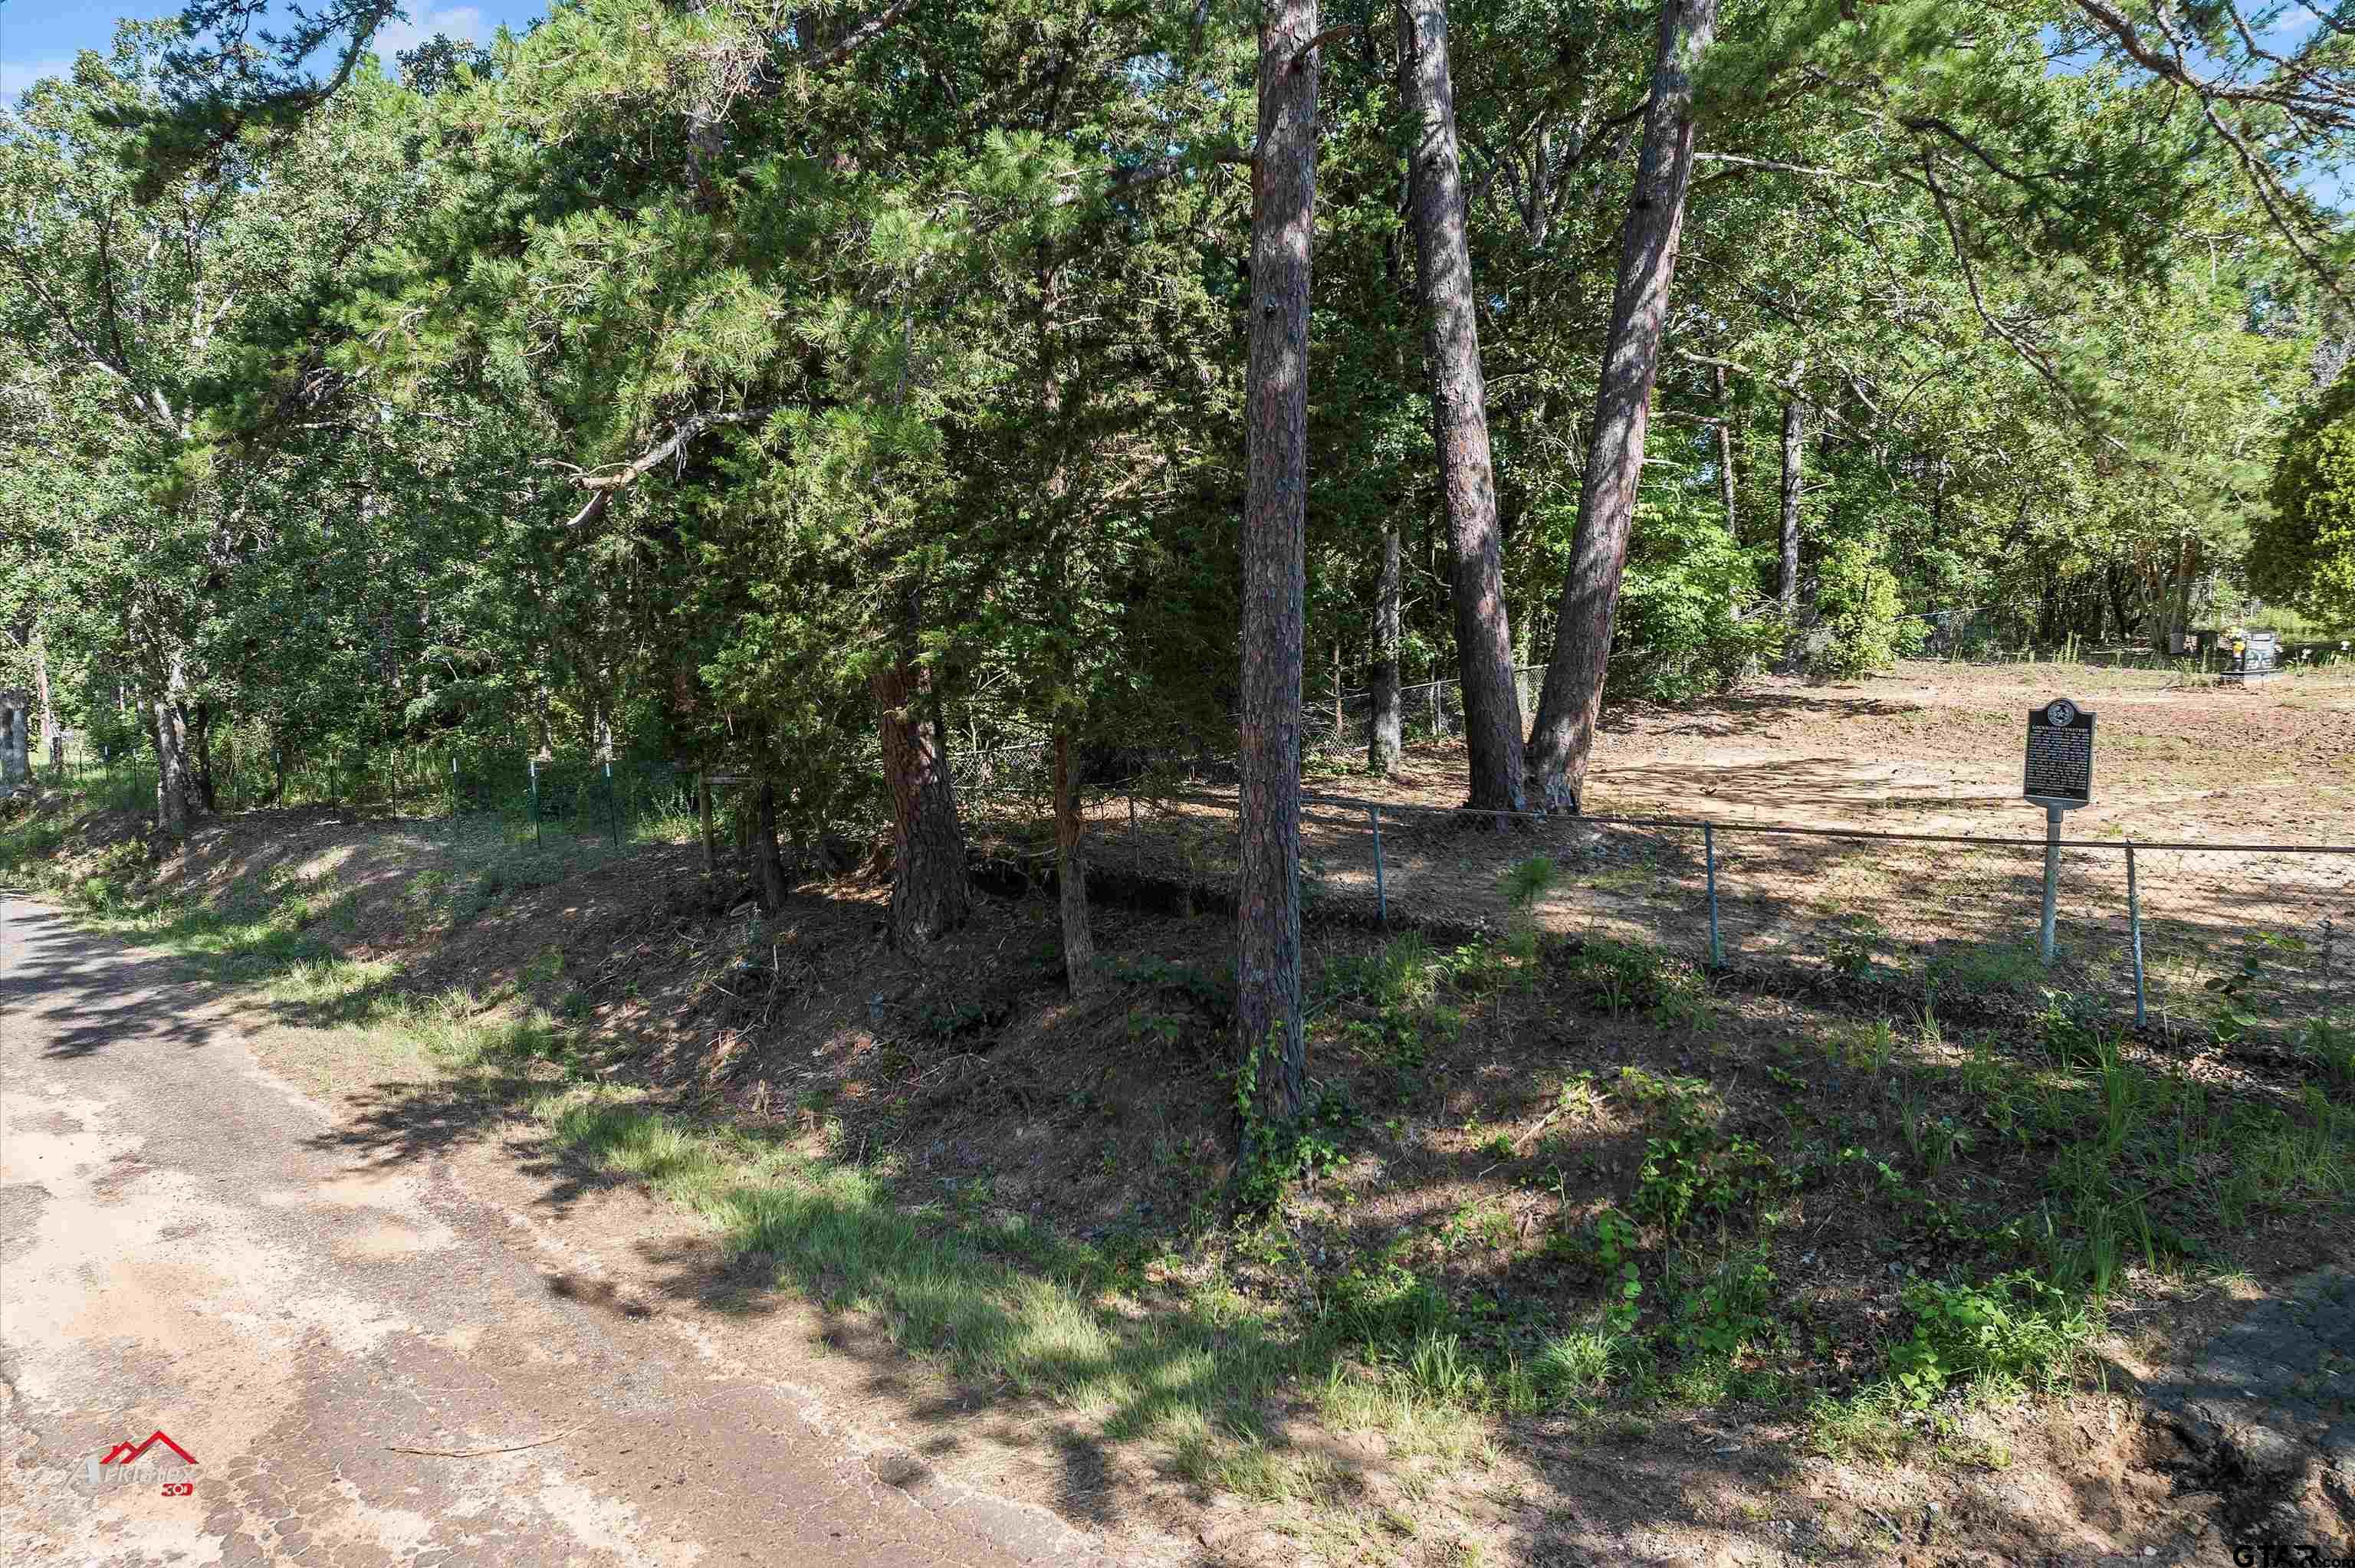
<box><xmin>372</xmin><ymin>5</ymin><xmax>485</xmax><ymax>62</ymax></box>
<box><xmin>1</xmin><ymin>59</ymin><xmax>75</xmax><ymax>104</ymax></box>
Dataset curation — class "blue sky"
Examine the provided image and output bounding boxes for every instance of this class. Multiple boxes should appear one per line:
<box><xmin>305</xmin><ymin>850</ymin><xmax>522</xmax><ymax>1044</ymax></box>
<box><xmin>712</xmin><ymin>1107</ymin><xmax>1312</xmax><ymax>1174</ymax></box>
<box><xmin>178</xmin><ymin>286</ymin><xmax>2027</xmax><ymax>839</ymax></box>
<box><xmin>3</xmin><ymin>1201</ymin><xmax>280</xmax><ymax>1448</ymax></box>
<box><xmin>1</xmin><ymin>2</ymin><xmax>547</xmax><ymax>100</ymax></box>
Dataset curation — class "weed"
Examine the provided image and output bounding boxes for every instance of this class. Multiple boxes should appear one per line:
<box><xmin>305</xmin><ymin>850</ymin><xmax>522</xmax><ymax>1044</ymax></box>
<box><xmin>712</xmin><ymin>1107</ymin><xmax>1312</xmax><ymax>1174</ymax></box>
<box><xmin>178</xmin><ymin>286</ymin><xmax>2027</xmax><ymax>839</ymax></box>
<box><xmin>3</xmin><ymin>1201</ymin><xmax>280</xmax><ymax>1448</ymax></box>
<box><xmin>1323</xmin><ymin>933</ymin><xmax>1440</xmax><ymax>1012</ymax></box>
<box><xmin>1585</xmin><ymin>1206</ymin><xmax>1646</xmax><ymax>1331</ymax></box>
<box><xmin>1823</xmin><ymin>917</ymin><xmax>1885</xmax><ymax>981</ymax></box>
<box><xmin>1665</xmin><ymin>1246</ymin><xmax>1780</xmax><ymax>1361</ymax></box>
<box><xmin>1323</xmin><ymin>1248</ymin><xmax>1455</xmax><ymax>1347</ymax></box>
<box><xmin>1805</xmin><ymin>1385</ymin><xmax>1908</xmax><ymax>1462</ymax></box>
<box><xmin>1614</xmin><ymin>1065</ymin><xmax>1719</xmax><ymax>1132</ymax></box>
<box><xmin>2299</xmin><ymin>1015</ymin><xmax>2353</xmax><ymax>1091</ymax></box>
<box><xmin>1885</xmin><ymin>1271</ymin><xmax>2097</xmax><ymax>1408</ymax></box>
<box><xmin>1499</xmin><ymin>855</ymin><xmax>1559</xmax><ymax>914</ymax></box>
<box><xmin>1633</xmin><ymin>1131</ymin><xmax>1779</xmax><ymax>1235</ymax></box>
<box><xmin>1560</xmin><ymin>938</ymin><xmax>1684</xmax><ymax>1019</ymax></box>
<box><xmin>1532</xmin><ymin>1327</ymin><xmax>1621</xmax><ymax>1397</ymax></box>
<box><xmin>1928</xmin><ymin>941</ymin><xmax>2045</xmax><ymax>998</ymax></box>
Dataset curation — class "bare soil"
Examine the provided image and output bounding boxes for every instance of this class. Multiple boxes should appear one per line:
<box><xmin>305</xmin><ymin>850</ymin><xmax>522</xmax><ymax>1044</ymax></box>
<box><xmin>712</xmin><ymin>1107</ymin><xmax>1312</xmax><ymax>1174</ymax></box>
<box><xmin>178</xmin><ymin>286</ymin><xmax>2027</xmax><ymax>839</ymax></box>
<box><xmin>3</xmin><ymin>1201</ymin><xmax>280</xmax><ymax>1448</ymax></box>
<box><xmin>1046</xmin><ymin>663</ymin><xmax>2355</xmax><ymax>1028</ymax></box>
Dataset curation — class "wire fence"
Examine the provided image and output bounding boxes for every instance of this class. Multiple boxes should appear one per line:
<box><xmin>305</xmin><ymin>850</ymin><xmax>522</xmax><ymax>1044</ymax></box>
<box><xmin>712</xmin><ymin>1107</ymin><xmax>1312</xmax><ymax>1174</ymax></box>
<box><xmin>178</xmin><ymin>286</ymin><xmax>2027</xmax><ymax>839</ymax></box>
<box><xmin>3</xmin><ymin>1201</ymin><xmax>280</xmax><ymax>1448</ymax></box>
<box><xmin>37</xmin><ymin>705</ymin><xmax>2351</xmax><ymax>1042</ymax></box>
<box><xmin>967</xmin><ymin>782</ymin><xmax>2350</xmax><ymax>1045</ymax></box>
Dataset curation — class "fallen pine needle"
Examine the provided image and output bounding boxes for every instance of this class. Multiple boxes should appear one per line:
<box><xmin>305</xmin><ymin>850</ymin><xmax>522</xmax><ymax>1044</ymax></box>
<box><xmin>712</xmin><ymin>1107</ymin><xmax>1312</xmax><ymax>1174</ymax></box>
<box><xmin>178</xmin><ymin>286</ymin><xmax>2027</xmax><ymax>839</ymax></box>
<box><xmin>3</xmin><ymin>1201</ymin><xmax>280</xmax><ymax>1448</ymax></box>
<box><xmin>387</xmin><ymin>1424</ymin><xmax>586</xmax><ymax>1458</ymax></box>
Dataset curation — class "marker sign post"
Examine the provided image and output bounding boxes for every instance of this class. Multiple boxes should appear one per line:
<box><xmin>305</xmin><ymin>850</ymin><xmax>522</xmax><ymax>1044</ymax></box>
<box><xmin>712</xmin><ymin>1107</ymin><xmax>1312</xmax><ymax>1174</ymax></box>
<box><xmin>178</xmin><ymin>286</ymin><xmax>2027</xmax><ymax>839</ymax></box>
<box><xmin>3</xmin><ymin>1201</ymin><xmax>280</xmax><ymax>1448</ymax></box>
<box><xmin>2025</xmin><ymin>697</ymin><xmax>2095</xmax><ymax>962</ymax></box>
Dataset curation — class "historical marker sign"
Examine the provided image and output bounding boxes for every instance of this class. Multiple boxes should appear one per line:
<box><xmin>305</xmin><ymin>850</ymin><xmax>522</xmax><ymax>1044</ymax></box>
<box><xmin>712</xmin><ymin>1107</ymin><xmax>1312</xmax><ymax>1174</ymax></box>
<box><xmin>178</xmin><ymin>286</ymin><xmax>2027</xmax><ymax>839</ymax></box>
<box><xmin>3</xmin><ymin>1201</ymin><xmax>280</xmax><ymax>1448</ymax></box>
<box><xmin>2023</xmin><ymin>697</ymin><xmax>2094</xmax><ymax>809</ymax></box>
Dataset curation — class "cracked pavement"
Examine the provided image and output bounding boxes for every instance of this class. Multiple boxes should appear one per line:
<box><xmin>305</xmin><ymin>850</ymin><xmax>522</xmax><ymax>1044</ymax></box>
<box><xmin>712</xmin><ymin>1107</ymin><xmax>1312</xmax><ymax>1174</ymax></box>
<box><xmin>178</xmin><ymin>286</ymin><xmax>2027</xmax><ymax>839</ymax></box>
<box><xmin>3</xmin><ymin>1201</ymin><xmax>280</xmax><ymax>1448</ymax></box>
<box><xmin>0</xmin><ymin>894</ymin><xmax>1100</xmax><ymax>1567</ymax></box>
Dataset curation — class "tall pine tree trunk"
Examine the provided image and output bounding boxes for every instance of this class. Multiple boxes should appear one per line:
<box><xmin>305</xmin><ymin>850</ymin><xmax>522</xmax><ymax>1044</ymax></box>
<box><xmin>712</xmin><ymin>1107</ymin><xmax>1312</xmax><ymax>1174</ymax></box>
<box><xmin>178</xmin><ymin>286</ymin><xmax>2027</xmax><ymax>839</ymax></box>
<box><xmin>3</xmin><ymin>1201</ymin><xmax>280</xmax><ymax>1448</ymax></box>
<box><xmin>1779</xmin><ymin>395</ymin><xmax>1805</xmax><ymax>612</ymax></box>
<box><xmin>1053</xmin><ymin>732</ymin><xmax>1099</xmax><ymax>998</ymax></box>
<box><xmin>1036</xmin><ymin>247</ymin><xmax>1099</xmax><ymax>999</ymax></box>
<box><xmin>872</xmin><ymin>653</ymin><xmax>970</xmax><ymax>945</ymax></box>
<box><xmin>1237</xmin><ymin>0</ymin><xmax>1319</xmax><ymax>1139</ymax></box>
<box><xmin>189</xmin><ymin>699</ymin><xmax>218</xmax><ymax>811</ymax></box>
<box><xmin>31</xmin><ymin>633</ymin><xmax>56</xmax><ymax>777</ymax></box>
<box><xmin>1714</xmin><ymin>364</ymin><xmax>1738</xmax><ymax>539</ymax></box>
<box><xmin>1369</xmin><ymin>522</ymin><xmax>1403</xmax><ymax>774</ymax></box>
<box><xmin>2167</xmin><ymin>533</ymin><xmax>2199</xmax><ymax>650</ymax></box>
<box><xmin>754</xmin><ymin>779</ymin><xmax>791</xmax><ymax>913</ymax></box>
<box><xmin>152</xmin><ymin>691</ymin><xmax>202</xmax><ymax>835</ymax></box>
<box><xmin>1526</xmin><ymin>0</ymin><xmax>1718</xmax><ymax>812</ymax></box>
<box><xmin>1398</xmin><ymin>0</ymin><xmax>1523</xmax><ymax>815</ymax></box>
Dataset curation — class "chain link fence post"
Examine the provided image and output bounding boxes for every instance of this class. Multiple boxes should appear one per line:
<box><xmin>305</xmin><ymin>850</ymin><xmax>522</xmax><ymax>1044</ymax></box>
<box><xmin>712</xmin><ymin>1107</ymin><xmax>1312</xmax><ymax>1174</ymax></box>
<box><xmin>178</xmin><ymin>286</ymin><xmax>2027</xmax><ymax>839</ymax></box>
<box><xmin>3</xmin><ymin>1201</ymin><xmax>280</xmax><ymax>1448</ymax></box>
<box><xmin>1368</xmin><ymin>805</ymin><xmax>1385</xmax><ymax>927</ymax></box>
<box><xmin>2324</xmin><ymin>914</ymin><xmax>2337</xmax><ymax>1021</ymax></box>
<box><xmin>1704</xmin><ymin>822</ymin><xmax>1723</xmax><ymax>969</ymax></box>
<box><xmin>2127</xmin><ymin>843</ymin><xmax>2146</xmax><ymax>1028</ymax></box>
<box><xmin>529</xmin><ymin>756</ymin><xmax>540</xmax><ymax>848</ymax></box>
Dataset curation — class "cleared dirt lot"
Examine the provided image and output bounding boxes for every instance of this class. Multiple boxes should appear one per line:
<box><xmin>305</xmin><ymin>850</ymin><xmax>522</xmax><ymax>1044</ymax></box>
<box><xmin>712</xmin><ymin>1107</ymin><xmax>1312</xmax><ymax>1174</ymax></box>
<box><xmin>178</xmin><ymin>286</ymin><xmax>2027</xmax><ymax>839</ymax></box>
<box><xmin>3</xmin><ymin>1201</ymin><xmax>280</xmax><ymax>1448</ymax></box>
<box><xmin>1040</xmin><ymin>661</ymin><xmax>2355</xmax><ymax>1029</ymax></box>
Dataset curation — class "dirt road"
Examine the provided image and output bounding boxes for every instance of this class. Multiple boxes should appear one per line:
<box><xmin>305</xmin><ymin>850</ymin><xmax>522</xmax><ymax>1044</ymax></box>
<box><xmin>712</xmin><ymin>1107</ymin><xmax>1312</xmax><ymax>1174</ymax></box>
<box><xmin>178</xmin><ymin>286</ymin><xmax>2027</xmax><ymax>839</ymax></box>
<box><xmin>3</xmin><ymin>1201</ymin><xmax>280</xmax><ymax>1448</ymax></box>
<box><xmin>0</xmin><ymin>894</ymin><xmax>1099</xmax><ymax>1568</ymax></box>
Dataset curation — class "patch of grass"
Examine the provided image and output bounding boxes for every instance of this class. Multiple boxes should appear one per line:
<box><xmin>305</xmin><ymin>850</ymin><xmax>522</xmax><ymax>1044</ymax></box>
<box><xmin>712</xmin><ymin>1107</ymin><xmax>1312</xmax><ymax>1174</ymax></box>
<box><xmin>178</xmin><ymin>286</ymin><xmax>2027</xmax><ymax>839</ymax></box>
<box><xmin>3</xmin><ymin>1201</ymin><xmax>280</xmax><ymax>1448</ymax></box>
<box><xmin>1926</xmin><ymin>940</ymin><xmax>2046</xmax><ymax>998</ymax></box>
<box><xmin>1324</xmin><ymin>930</ymin><xmax>1443</xmax><ymax>1012</ymax></box>
<box><xmin>531</xmin><ymin>1086</ymin><xmax>1500</xmax><ymax>1466</ymax></box>
<box><xmin>1556</xmin><ymin>937</ymin><xmax>1694</xmax><ymax>1019</ymax></box>
<box><xmin>1804</xmin><ymin>1384</ymin><xmax>1909</xmax><ymax>1462</ymax></box>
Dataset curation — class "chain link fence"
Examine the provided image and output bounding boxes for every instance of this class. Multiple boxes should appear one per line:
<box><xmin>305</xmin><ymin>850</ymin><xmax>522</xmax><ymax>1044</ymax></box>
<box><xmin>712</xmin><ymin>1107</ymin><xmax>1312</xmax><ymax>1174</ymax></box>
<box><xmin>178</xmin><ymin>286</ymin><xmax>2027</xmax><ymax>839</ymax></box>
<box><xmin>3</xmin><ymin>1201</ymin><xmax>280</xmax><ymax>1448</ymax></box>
<box><xmin>1025</xmin><ymin>785</ymin><xmax>2349</xmax><ymax>1042</ymax></box>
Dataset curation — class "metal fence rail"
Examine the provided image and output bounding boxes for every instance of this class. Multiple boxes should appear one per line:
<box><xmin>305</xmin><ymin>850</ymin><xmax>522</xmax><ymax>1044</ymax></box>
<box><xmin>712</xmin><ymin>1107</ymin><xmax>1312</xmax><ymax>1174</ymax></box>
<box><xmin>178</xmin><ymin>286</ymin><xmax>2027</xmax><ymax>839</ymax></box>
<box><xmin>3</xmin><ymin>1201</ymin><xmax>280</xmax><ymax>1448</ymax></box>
<box><xmin>49</xmin><ymin>720</ymin><xmax>2348</xmax><ymax>1041</ymax></box>
<box><xmin>1015</xmin><ymin>783</ymin><xmax>2349</xmax><ymax>1042</ymax></box>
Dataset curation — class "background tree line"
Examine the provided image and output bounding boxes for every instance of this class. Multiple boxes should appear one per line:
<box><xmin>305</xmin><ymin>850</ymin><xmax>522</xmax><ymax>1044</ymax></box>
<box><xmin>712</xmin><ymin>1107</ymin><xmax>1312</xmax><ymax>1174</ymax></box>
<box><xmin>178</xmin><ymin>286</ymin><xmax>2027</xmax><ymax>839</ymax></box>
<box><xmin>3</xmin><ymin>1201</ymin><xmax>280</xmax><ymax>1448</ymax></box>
<box><xmin>5</xmin><ymin>0</ymin><xmax>2353</xmax><ymax>1120</ymax></box>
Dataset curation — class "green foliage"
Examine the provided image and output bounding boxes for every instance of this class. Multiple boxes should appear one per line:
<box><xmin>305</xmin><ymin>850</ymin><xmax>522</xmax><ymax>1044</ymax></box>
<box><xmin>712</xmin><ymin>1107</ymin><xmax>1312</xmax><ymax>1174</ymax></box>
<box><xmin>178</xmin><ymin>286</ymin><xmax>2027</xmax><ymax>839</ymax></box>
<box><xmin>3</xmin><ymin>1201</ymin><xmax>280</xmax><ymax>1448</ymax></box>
<box><xmin>1667</xmin><ymin>1248</ymin><xmax>1780</xmax><ymax>1360</ymax></box>
<box><xmin>1633</xmin><ymin>1132</ymin><xmax>1781</xmax><ymax>1235</ymax></box>
<box><xmin>1559</xmin><ymin>938</ymin><xmax>1693</xmax><ymax>1019</ymax></box>
<box><xmin>1324</xmin><ymin>1248</ymin><xmax>1457</xmax><ymax>1347</ymax></box>
<box><xmin>2261</xmin><ymin>373</ymin><xmax>2355</xmax><ymax>626</ymax></box>
<box><xmin>1607</xmin><ymin>500</ymin><xmax>1784</xmax><ymax>700</ymax></box>
<box><xmin>1234</xmin><ymin>1024</ymin><xmax>1358</xmax><ymax>1211</ymax></box>
<box><xmin>1798</xmin><ymin>536</ymin><xmax>1926</xmax><ymax>677</ymax></box>
<box><xmin>1885</xmin><ymin>1271</ymin><xmax>2097</xmax><ymax>1408</ymax></box>
<box><xmin>1587</xmin><ymin>1206</ymin><xmax>1647</xmax><ymax>1332</ymax></box>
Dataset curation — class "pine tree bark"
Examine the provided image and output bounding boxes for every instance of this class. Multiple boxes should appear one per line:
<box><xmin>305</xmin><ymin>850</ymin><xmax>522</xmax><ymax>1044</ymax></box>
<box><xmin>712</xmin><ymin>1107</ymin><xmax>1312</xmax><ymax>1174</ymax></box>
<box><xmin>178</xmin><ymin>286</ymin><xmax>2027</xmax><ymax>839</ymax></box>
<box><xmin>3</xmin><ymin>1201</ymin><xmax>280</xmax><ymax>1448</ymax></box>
<box><xmin>1237</xmin><ymin>0</ymin><xmax>1319</xmax><ymax>1137</ymax></box>
<box><xmin>1398</xmin><ymin>0</ymin><xmax>1524</xmax><ymax>815</ymax></box>
<box><xmin>1526</xmin><ymin>0</ymin><xmax>1718</xmax><ymax>812</ymax></box>
<box><xmin>1053</xmin><ymin>731</ymin><xmax>1099</xmax><ymax>998</ymax></box>
<box><xmin>1369</xmin><ymin>522</ymin><xmax>1403</xmax><ymax>775</ymax></box>
<box><xmin>872</xmin><ymin>654</ymin><xmax>970</xmax><ymax>945</ymax></box>
<box><xmin>2167</xmin><ymin>533</ymin><xmax>2199</xmax><ymax>650</ymax></box>
<box><xmin>754</xmin><ymin>779</ymin><xmax>791</xmax><ymax>913</ymax></box>
<box><xmin>151</xmin><ymin>691</ymin><xmax>201</xmax><ymax>835</ymax></box>
<box><xmin>1036</xmin><ymin>247</ymin><xmax>1098</xmax><ymax>999</ymax></box>
<box><xmin>1779</xmin><ymin>394</ymin><xmax>1805</xmax><ymax>612</ymax></box>
<box><xmin>31</xmin><ymin>633</ymin><xmax>56</xmax><ymax>778</ymax></box>
<box><xmin>189</xmin><ymin>699</ymin><xmax>218</xmax><ymax>811</ymax></box>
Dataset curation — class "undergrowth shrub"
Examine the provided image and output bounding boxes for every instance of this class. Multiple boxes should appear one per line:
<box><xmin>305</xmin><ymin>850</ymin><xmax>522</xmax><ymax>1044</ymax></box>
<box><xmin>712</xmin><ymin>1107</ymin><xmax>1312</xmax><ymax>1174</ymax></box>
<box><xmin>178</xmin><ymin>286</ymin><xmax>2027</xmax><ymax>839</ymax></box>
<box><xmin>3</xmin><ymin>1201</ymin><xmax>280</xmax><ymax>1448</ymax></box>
<box><xmin>1885</xmin><ymin>1271</ymin><xmax>2097</xmax><ymax>1408</ymax></box>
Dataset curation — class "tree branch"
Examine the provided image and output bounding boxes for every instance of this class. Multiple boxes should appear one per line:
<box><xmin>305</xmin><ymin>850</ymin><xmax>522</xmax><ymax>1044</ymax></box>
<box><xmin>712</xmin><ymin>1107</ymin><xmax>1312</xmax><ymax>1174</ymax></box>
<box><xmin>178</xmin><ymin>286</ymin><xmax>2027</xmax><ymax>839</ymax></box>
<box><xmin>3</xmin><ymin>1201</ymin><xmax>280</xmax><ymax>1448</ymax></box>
<box><xmin>560</xmin><ymin>405</ymin><xmax>779</xmax><ymax>527</ymax></box>
<box><xmin>806</xmin><ymin>0</ymin><xmax>921</xmax><ymax>71</ymax></box>
<box><xmin>1051</xmin><ymin>144</ymin><xmax>1254</xmax><ymax>208</ymax></box>
<box><xmin>1693</xmin><ymin>151</ymin><xmax>1885</xmax><ymax>185</ymax></box>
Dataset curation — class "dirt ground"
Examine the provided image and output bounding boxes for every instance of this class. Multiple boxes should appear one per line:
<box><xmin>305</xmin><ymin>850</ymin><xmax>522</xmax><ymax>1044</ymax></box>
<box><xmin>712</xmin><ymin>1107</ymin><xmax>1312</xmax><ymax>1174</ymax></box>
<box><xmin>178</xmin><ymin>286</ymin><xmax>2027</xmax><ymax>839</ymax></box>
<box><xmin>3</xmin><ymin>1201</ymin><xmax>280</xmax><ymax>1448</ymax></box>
<box><xmin>1437</xmin><ymin>661</ymin><xmax>2355</xmax><ymax>840</ymax></box>
<box><xmin>1032</xmin><ymin>663</ymin><xmax>2355</xmax><ymax>1028</ymax></box>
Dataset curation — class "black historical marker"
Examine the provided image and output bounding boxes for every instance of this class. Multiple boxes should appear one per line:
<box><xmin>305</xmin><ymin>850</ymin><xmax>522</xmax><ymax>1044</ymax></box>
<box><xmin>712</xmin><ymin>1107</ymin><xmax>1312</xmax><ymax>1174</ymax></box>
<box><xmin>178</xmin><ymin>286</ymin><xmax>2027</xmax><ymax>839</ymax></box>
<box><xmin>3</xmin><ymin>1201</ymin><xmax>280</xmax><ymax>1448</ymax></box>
<box><xmin>2023</xmin><ymin>697</ymin><xmax>2094</xmax><ymax>808</ymax></box>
